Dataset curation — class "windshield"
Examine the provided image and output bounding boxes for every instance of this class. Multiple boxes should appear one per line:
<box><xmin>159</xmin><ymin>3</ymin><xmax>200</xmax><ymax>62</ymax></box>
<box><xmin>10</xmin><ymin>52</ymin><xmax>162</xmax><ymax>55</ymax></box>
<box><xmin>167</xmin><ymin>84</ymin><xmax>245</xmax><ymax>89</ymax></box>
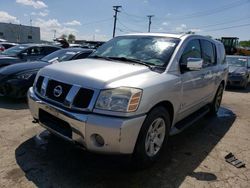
<box><xmin>1</xmin><ymin>45</ymin><xmax>28</xmax><ymax>56</ymax></box>
<box><xmin>41</xmin><ymin>49</ymin><xmax>79</xmax><ymax>62</ymax></box>
<box><xmin>227</xmin><ymin>57</ymin><xmax>247</xmax><ymax>67</ymax></box>
<box><xmin>90</xmin><ymin>36</ymin><xmax>180</xmax><ymax>67</ymax></box>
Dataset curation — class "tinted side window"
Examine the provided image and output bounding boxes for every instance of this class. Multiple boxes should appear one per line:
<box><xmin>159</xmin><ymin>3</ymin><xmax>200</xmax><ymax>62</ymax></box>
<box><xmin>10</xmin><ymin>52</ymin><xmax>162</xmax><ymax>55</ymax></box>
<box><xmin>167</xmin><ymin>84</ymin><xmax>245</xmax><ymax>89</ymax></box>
<box><xmin>26</xmin><ymin>47</ymin><xmax>42</xmax><ymax>55</ymax></box>
<box><xmin>180</xmin><ymin>39</ymin><xmax>201</xmax><ymax>65</ymax></box>
<box><xmin>219</xmin><ymin>44</ymin><xmax>226</xmax><ymax>64</ymax></box>
<box><xmin>45</xmin><ymin>47</ymin><xmax>59</xmax><ymax>55</ymax></box>
<box><xmin>201</xmin><ymin>40</ymin><xmax>215</xmax><ymax>66</ymax></box>
<box><xmin>248</xmin><ymin>58</ymin><xmax>250</xmax><ymax>68</ymax></box>
<box><xmin>2</xmin><ymin>44</ymin><xmax>13</xmax><ymax>49</ymax></box>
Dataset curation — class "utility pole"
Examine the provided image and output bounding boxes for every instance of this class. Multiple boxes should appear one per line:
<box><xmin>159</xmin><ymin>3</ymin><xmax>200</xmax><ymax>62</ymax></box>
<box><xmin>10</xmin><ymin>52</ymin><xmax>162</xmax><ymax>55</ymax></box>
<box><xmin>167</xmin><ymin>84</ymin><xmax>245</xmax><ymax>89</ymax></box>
<box><xmin>112</xmin><ymin>6</ymin><xmax>122</xmax><ymax>38</ymax></box>
<box><xmin>147</xmin><ymin>15</ymin><xmax>154</xmax><ymax>32</ymax></box>
<box><xmin>29</xmin><ymin>16</ymin><xmax>33</xmax><ymax>42</ymax></box>
<box><xmin>53</xmin><ymin>29</ymin><xmax>56</xmax><ymax>39</ymax></box>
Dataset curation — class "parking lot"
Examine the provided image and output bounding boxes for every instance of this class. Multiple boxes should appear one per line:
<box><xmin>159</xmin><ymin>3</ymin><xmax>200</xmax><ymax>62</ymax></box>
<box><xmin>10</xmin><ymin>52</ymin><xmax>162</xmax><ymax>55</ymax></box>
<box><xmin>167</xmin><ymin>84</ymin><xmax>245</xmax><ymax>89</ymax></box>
<box><xmin>0</xmin><ymin>87</ymin><xmax>249</xmax><ymax>188</ymax></box>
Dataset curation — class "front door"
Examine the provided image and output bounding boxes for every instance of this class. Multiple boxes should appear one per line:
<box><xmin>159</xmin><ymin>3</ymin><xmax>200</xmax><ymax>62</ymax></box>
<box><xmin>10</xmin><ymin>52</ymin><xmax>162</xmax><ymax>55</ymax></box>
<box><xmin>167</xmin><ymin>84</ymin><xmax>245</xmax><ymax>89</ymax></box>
<box><xmin>178</xmin><ymin>39</ymin><xmax>208</xmax><ymax>119</ymax></box>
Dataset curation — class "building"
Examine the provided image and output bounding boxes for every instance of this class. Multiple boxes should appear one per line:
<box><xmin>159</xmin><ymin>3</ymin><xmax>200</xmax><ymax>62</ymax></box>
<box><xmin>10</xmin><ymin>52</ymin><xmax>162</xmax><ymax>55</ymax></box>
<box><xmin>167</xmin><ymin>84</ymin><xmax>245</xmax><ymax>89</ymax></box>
<box><xmin>0</xmin><ymin>22</ymin><xmax>40</xmax><ymax>43</ymax></box>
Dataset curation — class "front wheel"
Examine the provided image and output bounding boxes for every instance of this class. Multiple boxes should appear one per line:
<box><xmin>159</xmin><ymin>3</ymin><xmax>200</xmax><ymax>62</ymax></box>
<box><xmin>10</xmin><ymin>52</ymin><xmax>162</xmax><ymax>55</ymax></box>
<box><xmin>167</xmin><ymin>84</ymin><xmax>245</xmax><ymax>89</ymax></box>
<box><xmin>242</xmin><ymin>79</ymin><xmax>248</xmax><ymax>89</ymax></box>
<box><xmin>133</xmin><ymin>106</ymin><xmax>170</xmax><ymax>168</ymax></box>
<box><xmin>209</xmin><ymin>84</ymin><xmax>224</xmax><ymax>116</ymax></box>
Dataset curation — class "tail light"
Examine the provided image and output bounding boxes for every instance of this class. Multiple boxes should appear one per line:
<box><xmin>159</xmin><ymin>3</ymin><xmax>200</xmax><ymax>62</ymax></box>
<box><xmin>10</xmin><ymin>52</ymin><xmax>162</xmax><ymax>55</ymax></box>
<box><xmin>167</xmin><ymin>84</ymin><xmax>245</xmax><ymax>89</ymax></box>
<box><xmin>0</xmin><ymin>46</ymin><xmax>5</xmax><ymax>51</ymax></box>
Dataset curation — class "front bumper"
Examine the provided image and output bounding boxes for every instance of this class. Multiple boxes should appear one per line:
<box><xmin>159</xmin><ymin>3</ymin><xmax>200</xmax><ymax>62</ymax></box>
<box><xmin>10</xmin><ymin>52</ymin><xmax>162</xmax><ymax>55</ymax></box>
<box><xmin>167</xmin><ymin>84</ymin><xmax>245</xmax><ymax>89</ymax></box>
<box><xmin>28</xmin><ymin>87</ymin><xmax>146</xmax><ymax>154</ymax></box>
<box><xmin>0</xmin><ymin>78</ymin><xmax>33</xmax><ymax>98</ymax></box>
<box><xmin>227</xmin><ymin>75</ymin><xmax>247</xmax><ymax>87</ymax></box>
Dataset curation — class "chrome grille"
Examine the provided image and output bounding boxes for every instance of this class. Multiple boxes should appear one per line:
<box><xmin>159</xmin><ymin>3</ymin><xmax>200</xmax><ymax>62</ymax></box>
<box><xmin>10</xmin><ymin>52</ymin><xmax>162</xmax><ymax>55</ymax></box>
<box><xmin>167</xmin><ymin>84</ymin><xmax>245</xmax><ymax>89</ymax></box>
<box><xmin>35</xmin><ymin>76</ymin><xmax>95</xmax><ymax>110</ymax></box>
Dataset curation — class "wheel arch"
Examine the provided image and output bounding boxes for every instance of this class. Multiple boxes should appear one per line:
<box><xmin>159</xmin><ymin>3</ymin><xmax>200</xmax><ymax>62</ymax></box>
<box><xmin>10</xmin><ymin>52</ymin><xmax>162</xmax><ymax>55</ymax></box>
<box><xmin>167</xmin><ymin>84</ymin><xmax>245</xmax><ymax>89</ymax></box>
<box><xmin>220</xmin><ymin>80</ymin><xmax>225</xmax><ymax>89</ymax></box>
<box><xmin>147</xmin><ymin>101</ymin><xmax>175</xmax><ymax>127</ymax></box>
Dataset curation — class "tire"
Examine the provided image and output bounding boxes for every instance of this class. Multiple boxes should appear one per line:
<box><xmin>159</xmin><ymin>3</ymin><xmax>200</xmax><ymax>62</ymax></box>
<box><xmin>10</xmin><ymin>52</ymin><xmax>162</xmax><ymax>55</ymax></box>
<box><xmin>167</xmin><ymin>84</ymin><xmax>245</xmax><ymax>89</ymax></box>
<box><xmin>209</xmin><ymin>84</ymin><xmax>224</xmax><ymax>116</ymax></box>
<box><xmin>242</xmin><ymin>79</ymin><xmax>248</xmax><ymax>89</ymax></box>
<box><xmin>133</xmin><ymin>106</ymin><xmax>170</xmax><ymax>168</ymax></box>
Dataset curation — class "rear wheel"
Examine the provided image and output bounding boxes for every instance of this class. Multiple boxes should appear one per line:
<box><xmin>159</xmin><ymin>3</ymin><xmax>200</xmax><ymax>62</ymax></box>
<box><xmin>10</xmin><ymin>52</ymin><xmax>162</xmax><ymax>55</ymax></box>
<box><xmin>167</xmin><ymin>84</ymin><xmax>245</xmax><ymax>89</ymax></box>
<box><xmin>133</xmin><ymin>106</ymin><xmax>170</xmax><ymax>168</ymax></box>
<box><xmin>209</xmin><ymin>84</ymin><xmax>224</xmax><ymax>116</ymax></box>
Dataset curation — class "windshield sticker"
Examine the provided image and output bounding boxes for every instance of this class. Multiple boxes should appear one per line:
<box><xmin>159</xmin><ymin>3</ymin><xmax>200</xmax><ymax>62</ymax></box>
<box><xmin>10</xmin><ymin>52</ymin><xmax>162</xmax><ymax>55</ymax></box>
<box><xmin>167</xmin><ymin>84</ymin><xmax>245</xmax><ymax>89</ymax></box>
<box><xmin>238</xmin><ymin>59</ymin><xmax>247</xmax><ymax>61</ymax></box>
<box><xmin>66</xmin><ymin>52</ymin><xmax>77</xmax><ymax>55</ymax></box>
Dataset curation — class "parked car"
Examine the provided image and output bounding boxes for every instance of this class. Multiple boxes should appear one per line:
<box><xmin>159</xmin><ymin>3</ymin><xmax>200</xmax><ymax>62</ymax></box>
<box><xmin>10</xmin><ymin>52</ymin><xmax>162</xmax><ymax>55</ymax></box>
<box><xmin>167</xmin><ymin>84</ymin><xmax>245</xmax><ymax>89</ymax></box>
<box><xmin>0</xmin><ymin>39</ymin><xmax>7</xmax><ymax>42</ymax></box>
<box><xmin>0</xmin><ymin>48</ymin><xmax>93</xmax><ymax>98</ymax></box>
<box><xmin>69</xmin><ymin>43</ymin><xmax>83</xmax><ymax>48</ymax></box>
<box><xmin>0</xmin><ymin>42</ymin><xmax>17</xmax><ymax>51</ymax></box>
<box><xmin>226</xmin><ymin>55</ymin><xmax>250</xmax><ymax>89</ymax></box>
<box><xmin>82</xmin><ymin>41</ymin><xmax>105</xmax><ymax>49</ymax></box>
<box><xmin>28</xmin><ymin>33</ymin><xmax>227</xmax><ymax>167</ymax></box>
<box><xmin>0</xmin><ymin>44</ymin><xmax>60</xmax><ymax>68</ymax></box>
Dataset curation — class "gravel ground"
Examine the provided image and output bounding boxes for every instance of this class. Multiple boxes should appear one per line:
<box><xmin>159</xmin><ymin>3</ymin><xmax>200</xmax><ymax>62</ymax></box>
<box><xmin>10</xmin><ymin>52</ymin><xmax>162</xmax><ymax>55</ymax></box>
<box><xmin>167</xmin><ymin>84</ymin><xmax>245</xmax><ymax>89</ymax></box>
<box><xmin>0</xmin><ymin>87</ymin><xmax>249</xmax><ymax>188</ymax></box>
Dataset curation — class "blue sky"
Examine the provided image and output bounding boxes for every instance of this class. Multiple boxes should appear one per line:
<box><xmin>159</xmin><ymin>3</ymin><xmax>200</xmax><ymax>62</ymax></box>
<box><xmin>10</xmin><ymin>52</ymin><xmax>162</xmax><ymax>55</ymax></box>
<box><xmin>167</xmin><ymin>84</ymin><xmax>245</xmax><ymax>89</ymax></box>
<box><xmin>0</xmin><ymin>0</ymin><xmax>250</xmax><ymax>41</ymax></box>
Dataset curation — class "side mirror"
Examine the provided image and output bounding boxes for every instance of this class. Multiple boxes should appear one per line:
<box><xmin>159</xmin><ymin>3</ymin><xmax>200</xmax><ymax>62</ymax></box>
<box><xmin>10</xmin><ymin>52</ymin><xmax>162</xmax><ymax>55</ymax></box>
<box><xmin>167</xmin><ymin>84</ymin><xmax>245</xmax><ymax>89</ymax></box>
<box><xmin>19</xmin><ymin>52</ymin><xmax>28</xmax><ymax>59</ymax></box>
<box><xmin>186</xmin><ymin>58</ymin><xmax>204</xmax><ymax>71</ymax></box>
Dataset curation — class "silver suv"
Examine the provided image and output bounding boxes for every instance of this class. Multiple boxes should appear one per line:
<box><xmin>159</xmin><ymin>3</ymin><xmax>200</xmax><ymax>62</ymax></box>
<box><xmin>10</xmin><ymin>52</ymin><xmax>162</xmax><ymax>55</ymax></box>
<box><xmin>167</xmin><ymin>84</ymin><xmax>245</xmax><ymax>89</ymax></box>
<box><xmin>28</xmin><ymin>33</ymin><xmax>228</xmax><ymax>166</ymax></box>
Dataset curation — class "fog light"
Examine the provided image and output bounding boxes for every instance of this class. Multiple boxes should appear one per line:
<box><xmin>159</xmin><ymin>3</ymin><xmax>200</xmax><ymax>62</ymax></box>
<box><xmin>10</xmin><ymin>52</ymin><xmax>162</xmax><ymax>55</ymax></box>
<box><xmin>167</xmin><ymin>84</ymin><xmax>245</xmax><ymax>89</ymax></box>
<box><xmin>91</xmin><ymin>134</ymin><xmax>104</xmax><ymax>147</ymax></box>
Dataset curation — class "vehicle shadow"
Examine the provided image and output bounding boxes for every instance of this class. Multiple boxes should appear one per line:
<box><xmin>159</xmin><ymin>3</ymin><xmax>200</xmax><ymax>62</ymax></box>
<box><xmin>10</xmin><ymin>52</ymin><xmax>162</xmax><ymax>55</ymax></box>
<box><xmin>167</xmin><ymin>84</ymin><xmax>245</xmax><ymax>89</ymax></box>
<box><xmin>0</xmin><ymin>97</ymin><xmax>27</xmax><ymax>110</ymax></box>
<box><xmin>15</xmin><ymin>107</ymin><xmax>236</xmax><ymax>188</ymax></box>
<box><xmin>226</xmin><ymin>84</ymin><xmax>250</xmax><ymax>93</ymax></box>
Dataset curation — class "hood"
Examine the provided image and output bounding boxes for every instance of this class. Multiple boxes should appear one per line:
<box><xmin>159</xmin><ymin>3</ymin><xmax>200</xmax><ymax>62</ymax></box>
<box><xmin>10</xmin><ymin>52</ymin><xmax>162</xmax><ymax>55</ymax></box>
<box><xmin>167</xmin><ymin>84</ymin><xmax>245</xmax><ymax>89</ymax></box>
<box><xmin>0</xmin><ymin>55</ymin><xmax>19</xmax><ymax>60</ymax></box>
<box><xmin>0</xmin><ymin>61</ymin><xmax>48</xmax><ymax>75</ymax></box>
<box><xmin>229</xmin><ymin>66</ymin><xmax>247</xmax><ymax>74</ymax></box>
<box><xmin>0</xmin><ymin>55</ymin><xmax>21</xmax><ymax>66</ymax></box>
<box><xmin>39</xmin><ymin>58</ymin><xmax>157</xmax><ymax>89</ymax></box>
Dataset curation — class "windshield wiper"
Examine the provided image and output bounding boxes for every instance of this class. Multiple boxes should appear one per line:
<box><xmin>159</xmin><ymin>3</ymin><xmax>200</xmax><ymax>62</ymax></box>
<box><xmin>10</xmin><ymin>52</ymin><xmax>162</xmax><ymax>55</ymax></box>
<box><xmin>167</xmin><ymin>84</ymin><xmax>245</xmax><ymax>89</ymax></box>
<box><xmin>106</xmin><ymin>56</ymin><xmax>156</xmax><ymax>69</ymax></box>
<box><xmin>88</xmin><ymin>55</ymin><xmax>114</xmax><ymax>61</ymax></box>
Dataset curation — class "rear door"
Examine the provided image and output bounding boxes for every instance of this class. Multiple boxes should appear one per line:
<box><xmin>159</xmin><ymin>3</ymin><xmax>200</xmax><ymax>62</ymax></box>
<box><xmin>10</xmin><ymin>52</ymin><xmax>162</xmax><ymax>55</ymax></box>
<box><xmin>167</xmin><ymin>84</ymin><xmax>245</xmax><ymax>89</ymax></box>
<box><xmin>200</xmin><ymin>39</ymin><xmax>217</xmax><ymax>100</ymax></box>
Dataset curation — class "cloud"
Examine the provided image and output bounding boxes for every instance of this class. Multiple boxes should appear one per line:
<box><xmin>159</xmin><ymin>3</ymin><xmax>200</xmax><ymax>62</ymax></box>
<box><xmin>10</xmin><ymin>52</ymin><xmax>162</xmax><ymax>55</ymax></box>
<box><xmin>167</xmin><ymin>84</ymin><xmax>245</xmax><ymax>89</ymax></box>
<box><xmin>64</xmin><ymin>20</ymin><xmax>81</xmax><ymax>26</ymax></box>
<box><xmin>175</xmin><ymin>24</ymin><xmax>187</xmax><ymax>33</ymax></box>
<box><xmin>31</xmin><ymin>9</ymin><xmax>49</xmax><ymax>17</ymax></box>
<box><xmin>34</xmin><ymin>18</ymin><xmax>78</xmax><ymax>40</ymax></box>
<box><xmin>95</xmin><ymin>29</ymin><xmax>100</xmax><ymax>33</ymax></box>
<box><xmin>78</xmin><ymin>34</ymin><xmax>109</xmax><ymax>41</ymax></box>
<box><xmin>16</xmin><ymin>0</ymin><xmax>47</xmax><ymax>9</ymax></box>
<box><xmin>189</xmin><ymin>28</ymin><xmax>202</xmax><ymax>32</ymax></box>
<box><xmin>0</xmin><ymin>11</ymin><xmax>19</xmax><ymax>23</ymax></box>
<box><xmin>162</xmin><ymin>22</ymin><xmax>169</xmax><ymax>26</ymax></box>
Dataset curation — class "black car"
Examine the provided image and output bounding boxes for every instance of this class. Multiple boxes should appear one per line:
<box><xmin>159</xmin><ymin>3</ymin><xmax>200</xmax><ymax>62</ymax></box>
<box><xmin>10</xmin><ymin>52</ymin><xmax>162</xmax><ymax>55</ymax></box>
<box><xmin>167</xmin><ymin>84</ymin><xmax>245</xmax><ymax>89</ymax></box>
<box><xmin>0</xmin><ymin>44</ymin><xmax>61</xmax><ymax>68</ymax></box>
<box><xmin>0</xmin><ymin>48</ymin><xmax>93</xmax><ymax>98</ymax></box>
<box><xmin>0</xmin><ymin>42</ymin><xmax>17</xmax><ymax>51</ymax></box>
<box><xmin>226</xmin><ymin>55</ymin><xmax>250</xmax><ymax>89</ymax></box>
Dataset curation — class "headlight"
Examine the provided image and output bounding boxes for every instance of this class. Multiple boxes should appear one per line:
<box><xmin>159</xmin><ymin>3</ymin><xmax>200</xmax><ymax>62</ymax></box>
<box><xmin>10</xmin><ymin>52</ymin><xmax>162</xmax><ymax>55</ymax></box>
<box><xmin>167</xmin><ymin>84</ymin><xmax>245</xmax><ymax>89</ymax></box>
<box><xmin>95</xmin><ymin>87</ymin><xmax>142</xmax><ymax>112</ymax></box>
<box><xmin>239</xmin><ymin>72</ymin><xmax>246</xmax><ymax>76</ymax></box>
<box><xmin>14</xmin><ymin>72</ymin><xmax>36</xmax><ymax>80</ymax></box>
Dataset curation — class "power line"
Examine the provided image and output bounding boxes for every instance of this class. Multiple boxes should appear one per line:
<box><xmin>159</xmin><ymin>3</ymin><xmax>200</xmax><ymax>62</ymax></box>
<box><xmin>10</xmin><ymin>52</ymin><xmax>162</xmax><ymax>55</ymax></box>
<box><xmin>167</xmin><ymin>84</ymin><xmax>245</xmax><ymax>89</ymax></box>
<box><xmin>121</xmin><ymin>8</ymin><xmax>146</xmax><ymax>20</ymax></box>
<box><xmin>167</xmin><ymin>0</ymin><xmax>250</xmax><ymax>21</ymax></box>
<box><xmin>118</xmin><ymin>0</ymin><xmax>249</xmax><ymax>23</ymax></box>
<box><xmin>117</xmin><ymin>19</ymin><xmax>142</xmax><ymax>33</ymax></box>
<box><xmin>203</xmin><ymin>23</ymin><xmax>250</xmax><ymax>32</ymax></box>
<box><xmin>81</xmin><ymin>18</ymin><xmax>112</xmax><ymax>26</ymax></box>
<box><xmin>197</xmin><ymin>16</ymin><xmax>250</xmax><ymax>29</ymax></box>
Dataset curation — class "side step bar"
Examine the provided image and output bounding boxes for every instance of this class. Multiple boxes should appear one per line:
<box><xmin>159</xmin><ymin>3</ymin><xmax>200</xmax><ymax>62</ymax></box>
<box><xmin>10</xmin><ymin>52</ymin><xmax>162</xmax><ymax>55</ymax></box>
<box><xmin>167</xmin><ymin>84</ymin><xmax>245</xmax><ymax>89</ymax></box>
<box><xmin>170</xmin><ymin>106</ymin><xmax>210</xmax><ymax>135</ymax></box>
